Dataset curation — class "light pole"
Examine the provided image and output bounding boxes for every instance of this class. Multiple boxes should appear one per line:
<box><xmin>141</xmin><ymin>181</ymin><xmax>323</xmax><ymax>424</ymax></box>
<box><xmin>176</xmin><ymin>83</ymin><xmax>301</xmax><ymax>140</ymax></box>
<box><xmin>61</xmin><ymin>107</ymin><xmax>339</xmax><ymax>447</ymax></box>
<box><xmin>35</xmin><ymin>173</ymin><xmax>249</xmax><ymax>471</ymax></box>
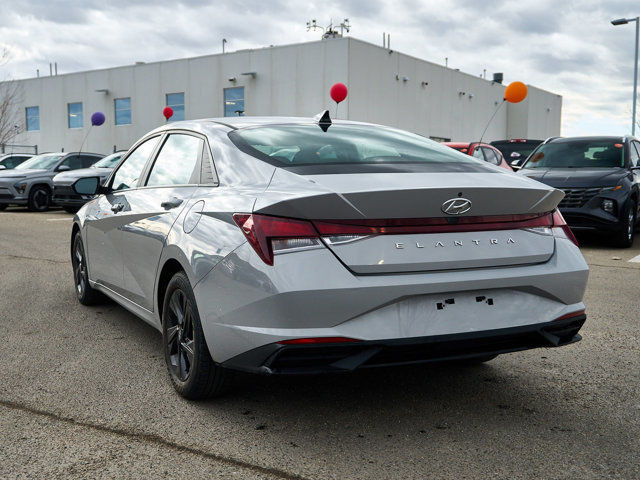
<box><xmin>612</xmin><ymin>17</ymin><xmax>639</xmax><ymax>136</ymax></box>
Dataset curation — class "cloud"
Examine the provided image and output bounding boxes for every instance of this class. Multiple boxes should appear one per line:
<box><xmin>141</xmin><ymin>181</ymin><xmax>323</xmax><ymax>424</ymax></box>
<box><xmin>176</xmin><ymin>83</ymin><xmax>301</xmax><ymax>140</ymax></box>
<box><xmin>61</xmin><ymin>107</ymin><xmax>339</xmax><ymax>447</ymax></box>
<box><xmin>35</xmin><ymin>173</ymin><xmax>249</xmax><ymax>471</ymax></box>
<box><xmin>0</xmin><ymin>0</ymin><xmax>637</xmax><ymax>136</ymax></box>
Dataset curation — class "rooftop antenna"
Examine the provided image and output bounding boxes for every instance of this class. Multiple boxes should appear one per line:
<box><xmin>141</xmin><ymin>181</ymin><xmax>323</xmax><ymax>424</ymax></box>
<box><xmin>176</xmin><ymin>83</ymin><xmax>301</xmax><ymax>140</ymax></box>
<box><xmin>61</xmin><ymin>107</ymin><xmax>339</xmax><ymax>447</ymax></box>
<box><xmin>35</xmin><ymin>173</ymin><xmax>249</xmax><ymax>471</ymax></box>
<box><xmin>222</xmin><ymin>38</ymin><xmax>227</xmax><ymax>54</ymax></box>
<box><xmin>307</xmin><ymin>18</ymin><xmax>351</xmax><ymax>39</ymax></box>
<box><xmin>339</xmin><ymin>18</ymin><xmax>351</xmax><ymax>35</ymax></box>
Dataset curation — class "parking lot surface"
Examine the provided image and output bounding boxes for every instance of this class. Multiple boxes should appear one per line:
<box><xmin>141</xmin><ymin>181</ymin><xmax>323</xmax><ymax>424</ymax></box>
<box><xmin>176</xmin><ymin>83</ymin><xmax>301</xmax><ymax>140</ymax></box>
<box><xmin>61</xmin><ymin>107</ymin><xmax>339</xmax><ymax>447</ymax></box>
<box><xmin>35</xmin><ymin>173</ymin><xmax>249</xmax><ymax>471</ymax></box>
<box><xmin>1</xmin><ymin>207</ymin><xmax>639</xmax><ymax>479</ymax></box>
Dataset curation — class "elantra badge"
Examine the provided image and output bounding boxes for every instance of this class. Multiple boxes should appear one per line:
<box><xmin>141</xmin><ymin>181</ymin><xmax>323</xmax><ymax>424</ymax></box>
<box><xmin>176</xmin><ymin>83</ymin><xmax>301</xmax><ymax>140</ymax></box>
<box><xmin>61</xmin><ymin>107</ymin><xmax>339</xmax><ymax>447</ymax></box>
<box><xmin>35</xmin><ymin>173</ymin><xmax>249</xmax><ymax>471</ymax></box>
<box><xmin>441</xmin><ymin>198</ymin><xmax>472</xmax><ymax>215</ymax></box>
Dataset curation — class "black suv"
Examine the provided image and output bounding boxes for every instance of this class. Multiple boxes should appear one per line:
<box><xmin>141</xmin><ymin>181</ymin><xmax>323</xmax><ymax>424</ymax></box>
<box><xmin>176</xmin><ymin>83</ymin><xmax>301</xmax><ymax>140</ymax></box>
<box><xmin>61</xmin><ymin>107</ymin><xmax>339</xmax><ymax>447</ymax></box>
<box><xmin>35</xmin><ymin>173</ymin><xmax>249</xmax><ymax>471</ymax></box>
<box><xmin>518</xmin><ymin>136</ymin><xmax>640</xmax><ymax>247</ymax></box>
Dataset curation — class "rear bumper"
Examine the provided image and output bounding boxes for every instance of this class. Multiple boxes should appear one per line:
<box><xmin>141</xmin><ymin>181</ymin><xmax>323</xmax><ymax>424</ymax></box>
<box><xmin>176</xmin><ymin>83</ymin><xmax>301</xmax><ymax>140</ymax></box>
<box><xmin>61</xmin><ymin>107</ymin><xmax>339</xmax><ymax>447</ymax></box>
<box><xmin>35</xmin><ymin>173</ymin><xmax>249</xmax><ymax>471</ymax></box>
<box><xmin>195</xmin><ymin>238</ymin><xmax>589</xmax><ymax>364</ymax></box>
<box><xmin>222</xmin><ymin>314</ymin><xmax>586</xmax><ymax>374</ymax></box>
<box><xmin>561</xmin><ymin>209</ymin><xmax>625</xmax><ymax>232</ymax></box>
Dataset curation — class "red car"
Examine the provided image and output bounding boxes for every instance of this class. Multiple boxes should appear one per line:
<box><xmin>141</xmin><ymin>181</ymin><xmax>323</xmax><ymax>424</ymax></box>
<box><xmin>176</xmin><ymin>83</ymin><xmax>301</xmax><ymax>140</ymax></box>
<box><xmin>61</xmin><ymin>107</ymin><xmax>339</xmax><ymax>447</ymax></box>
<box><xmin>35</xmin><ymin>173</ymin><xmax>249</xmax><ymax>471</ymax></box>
<box><xmin>444</xmin><ymin>142</ymin><xmax>512</xmax><ymax>170</ymax></box>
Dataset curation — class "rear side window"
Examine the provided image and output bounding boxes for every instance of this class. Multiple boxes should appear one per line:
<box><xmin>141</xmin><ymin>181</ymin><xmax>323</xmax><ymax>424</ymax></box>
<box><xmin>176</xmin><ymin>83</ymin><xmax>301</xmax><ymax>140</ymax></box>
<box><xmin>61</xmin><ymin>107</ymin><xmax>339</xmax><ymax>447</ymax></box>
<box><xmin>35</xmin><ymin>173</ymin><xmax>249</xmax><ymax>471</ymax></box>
<box><xmin>146</xmin><ymin>134</ymin><xmax>202</xmax><ymax>186</ymax></box>
<box><xmin>81</xmin><ymin>155</ymin><xmax>100</xmax><ymax>168</ymax></box>
<box><xmin>229</xmin><ymin>124</ymin><xmax>483</xmax><ymax>174</ymax></box>
<box><xmin>112</xmin><ymin>136</ymin><xmax>160</xmax><ymax>191</ymax></box>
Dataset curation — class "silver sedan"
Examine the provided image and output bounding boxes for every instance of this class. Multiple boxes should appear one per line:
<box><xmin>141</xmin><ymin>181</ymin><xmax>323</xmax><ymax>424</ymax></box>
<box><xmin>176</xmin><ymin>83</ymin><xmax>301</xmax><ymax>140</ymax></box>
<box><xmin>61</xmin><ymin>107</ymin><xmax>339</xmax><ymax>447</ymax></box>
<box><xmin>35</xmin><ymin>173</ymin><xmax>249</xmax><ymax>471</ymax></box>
<box><xmin>70</xmin><ymin>116</ymin><xmax>589</xmax><ymax>399</ymax></box>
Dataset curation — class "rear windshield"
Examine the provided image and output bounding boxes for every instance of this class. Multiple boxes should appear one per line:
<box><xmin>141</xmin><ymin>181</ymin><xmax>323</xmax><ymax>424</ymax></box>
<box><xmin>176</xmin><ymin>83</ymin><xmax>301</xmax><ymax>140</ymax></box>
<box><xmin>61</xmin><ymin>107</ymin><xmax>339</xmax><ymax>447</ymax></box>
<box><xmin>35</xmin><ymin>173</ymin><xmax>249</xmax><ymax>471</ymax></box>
<box><xmin>92</xmin><ymin>152</ymin><xmax>124</xmax><ymax>168</ymax></box>
<box><xmin>492</xmin><ymin>143</ymin><xmax>540</xmax><ymax>161</ymax></box>
<box><xmin>229</xmin><ymin>124</ymin><xmax>487</xmax><ymax>174</ymax></box>
<box><xmin>523</xmin><ymin>140</ymin><xmax>626</xmax><ymax>169</ymax></box>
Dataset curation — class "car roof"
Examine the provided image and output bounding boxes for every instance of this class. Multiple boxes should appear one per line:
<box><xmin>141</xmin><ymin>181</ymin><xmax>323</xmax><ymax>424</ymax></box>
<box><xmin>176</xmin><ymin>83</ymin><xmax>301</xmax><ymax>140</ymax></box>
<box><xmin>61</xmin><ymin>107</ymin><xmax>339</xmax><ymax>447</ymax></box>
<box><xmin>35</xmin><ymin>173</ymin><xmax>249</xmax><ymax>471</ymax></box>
<box><xmin>548</xmin><ymin>136</ymin><xmax>628</xmax><ymax>143</ymax></box>
<box><xmin>0</xmin><ymin>153</ymin><xmax>32</xmax><ymax>158</ymax></box>
<box><xmin>148</xmin><ymin>116</ymin><xmax>393</xmax><ymax>135</ymax></box>
<box><xmin>490</xmin><ymin>139</ymin><xmax>542</xmax><ymax>144</ymax></box>
<box><xmin>444</xmin><ymin>142</ymin><xmax>493</xmax><ymax>148</ymax></box>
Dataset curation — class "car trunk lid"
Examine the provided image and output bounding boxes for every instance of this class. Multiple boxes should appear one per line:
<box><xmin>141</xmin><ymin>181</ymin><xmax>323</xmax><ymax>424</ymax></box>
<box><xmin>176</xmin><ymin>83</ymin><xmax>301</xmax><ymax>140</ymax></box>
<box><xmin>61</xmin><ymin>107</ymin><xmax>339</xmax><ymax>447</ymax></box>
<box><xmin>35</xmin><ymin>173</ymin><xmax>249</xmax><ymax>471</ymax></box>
<box><xmin>253</xmin><ymin>170</ymin><xmax>562</xmax><ymax>273</ymax></box>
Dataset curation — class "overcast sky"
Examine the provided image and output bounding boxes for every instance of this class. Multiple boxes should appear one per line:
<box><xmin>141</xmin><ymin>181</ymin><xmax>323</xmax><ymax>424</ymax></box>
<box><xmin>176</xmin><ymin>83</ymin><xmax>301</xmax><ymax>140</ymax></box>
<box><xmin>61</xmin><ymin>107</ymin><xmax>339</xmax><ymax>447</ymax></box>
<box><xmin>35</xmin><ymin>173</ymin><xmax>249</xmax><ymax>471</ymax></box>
<box><xmin>0</xmin><ymin>0</ymin><xmax>637</xmax><ymax>136</ymax></box>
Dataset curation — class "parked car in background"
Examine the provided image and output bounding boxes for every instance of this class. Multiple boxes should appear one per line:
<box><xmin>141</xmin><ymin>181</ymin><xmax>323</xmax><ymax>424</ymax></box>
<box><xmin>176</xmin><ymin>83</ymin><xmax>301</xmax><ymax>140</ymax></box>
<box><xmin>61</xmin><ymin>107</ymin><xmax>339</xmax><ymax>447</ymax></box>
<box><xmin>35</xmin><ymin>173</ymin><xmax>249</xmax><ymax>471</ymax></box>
<box><xmin>518</xmin><ymin>136</ymin><xmax>640</xmax><ymax>247</ymax></box>
<box><xmin>491</xmin><ymin>139</ymin><xmax>543</xmax><ymax>169</ymax></box>
<box><xmin>70</xmin><ymin>117</ymin><xmax>587</xmax><ymax>399</ymax></box>
<box><xmin>0</xmin><ymin>153</ymin><xmax>33</xmax><ymax>170</ymax></box>
<box><xmin>53</xmin><ymin>151</ymin><xmax>126</xmax><ymax>213</ymax></box>
<box><xmin>443</xmin><ymin>142</ymin><xmax>512</xmax><ymax>170</ymax></box>
<box><xmin>0</xmin><ymin>152</ymin><xmax>104</xmax><ymax>212</ymax></box>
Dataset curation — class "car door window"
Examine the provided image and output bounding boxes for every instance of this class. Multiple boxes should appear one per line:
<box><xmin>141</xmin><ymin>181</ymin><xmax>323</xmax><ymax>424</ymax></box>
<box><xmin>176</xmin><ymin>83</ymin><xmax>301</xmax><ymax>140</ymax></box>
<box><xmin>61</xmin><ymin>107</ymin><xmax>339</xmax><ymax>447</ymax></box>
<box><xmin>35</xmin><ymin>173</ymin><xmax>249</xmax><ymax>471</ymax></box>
<box><xmin>58</xmin><ymin>155</ymin><xmax>83</xmax><ymax>170</ymax></box>
<box><xmin>630</xmin><ymin>141</ymin><xmax>640</xmax><ymax>167</ymax></box>
<box><xmin>146</xmin><ymin>134</ymin><xmax>203</xmax><ymax>186</ymax></box>
<box><xmin>111</xmin><ymin>136</ymin><xmax>160</xmax><ymax>191</ymax></box>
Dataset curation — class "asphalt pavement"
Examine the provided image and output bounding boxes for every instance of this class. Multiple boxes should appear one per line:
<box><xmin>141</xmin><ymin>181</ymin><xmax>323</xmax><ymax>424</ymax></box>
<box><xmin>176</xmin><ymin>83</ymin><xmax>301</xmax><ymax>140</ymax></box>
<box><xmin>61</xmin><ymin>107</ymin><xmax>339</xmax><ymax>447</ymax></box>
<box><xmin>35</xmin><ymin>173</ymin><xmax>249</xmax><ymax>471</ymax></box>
<box><xmin>0</xmin><ymin>207</ymin><xmax>638</xmax><ymax>479</ymax></box>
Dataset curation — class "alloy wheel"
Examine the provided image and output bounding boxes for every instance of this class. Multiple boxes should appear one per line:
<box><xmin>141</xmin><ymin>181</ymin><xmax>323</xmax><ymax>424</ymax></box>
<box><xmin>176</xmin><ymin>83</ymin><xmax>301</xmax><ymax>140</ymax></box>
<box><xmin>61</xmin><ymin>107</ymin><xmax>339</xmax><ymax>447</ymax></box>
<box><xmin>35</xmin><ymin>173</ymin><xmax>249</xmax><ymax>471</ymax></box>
<box><xmin>166</xmin><ymin>289</ymin><xmax>195</xmax><ymax>382</ymax></box>
<box><xmin>33</xmin><ymin>189</ymin><xmax>49</xmax><ymax>211</ymax></box>
<box><xmin>73</xmin><ymin>238</ymin><xmax>87</xmax><ymax>296</ymax></box>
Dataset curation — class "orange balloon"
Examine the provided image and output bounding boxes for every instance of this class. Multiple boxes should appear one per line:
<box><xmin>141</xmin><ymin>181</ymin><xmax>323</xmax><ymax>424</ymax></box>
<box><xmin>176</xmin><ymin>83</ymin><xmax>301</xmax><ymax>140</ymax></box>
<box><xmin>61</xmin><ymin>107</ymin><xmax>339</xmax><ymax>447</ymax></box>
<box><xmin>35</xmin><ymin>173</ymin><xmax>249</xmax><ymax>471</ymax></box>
<box><xmin>504</xmin><ymin>81</ymin><xmax>528</xmax><ymax>103</ymax></box>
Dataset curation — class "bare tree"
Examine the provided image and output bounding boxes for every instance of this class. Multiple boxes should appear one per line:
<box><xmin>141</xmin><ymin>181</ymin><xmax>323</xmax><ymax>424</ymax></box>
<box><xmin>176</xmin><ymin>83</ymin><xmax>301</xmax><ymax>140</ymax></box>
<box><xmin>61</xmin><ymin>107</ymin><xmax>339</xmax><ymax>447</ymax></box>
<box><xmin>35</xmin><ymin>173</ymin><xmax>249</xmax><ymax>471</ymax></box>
<box><xmin>0</xmin><ymin>47</ymin><xmax>24</xmax><ymax>149</ymax></box>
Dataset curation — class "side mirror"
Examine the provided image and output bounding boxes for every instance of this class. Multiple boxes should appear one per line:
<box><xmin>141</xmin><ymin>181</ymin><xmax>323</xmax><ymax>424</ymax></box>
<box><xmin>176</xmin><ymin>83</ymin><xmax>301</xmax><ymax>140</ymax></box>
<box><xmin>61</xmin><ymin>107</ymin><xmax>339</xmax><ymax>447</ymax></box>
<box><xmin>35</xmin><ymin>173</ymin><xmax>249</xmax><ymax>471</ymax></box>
<box><xmin>0</xmin><ymin>165</ymin><xmax>6</xmax><ymax>170</ymax></box>
<box><xmin>57</xmin><ymin>165</ymin><xmax>71</xmax><ymax>172</ymax></box>
<box><xmin>72</xmin><ymin>176</ymin><xmax>102</xmax><ymax>195</ymax></box>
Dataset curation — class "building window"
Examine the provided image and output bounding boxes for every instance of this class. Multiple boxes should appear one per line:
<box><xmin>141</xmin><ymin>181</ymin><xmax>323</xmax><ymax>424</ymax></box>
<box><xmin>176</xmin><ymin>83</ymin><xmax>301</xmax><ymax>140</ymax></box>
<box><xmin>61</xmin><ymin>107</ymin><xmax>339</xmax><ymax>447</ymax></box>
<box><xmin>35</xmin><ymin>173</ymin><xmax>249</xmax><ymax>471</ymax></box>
<box><xmin>26</xmin><ymin>106</ymin><xmax>40</xmax><ymax>131</ymax></box>
<box><xmin>115</xmin><ymin>97</ymin><xmax>132</xmax><ymax>125</ymax></box>
<box><xmin>224</xmin><ymin>87</ymin><xmax>244</xmax><ymax>116</ymax></box>
<box><xmin>166</xmin><ymin>93</ymin><xmax>185</xmax><ymax>122</ymax></box>
<box><xmin>68</xmin><ymin>102</ymin><xmax>83</xmax><ymax>129</ymax></box>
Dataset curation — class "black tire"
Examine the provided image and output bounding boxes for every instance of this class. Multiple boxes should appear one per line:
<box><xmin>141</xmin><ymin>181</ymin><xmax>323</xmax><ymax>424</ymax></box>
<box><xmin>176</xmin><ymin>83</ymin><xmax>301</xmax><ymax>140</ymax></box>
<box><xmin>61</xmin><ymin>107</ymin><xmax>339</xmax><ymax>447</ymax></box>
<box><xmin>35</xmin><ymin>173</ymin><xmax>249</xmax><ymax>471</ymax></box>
<box><xmin>27</xmin><ymin>185</ymin><xmax>51</xmax><ymax>212</ymax></box>
<box><xmin>0</xmin><ymin>204</ymin><xmax>7</xmax><ymax>211</ymax></box>
<box><xmin>612</xmin><ymin>198</ymin><xmax>636</xmax><ymax>248</ymax></box>
<box><xmin>63</xmin><ymin>206</ymin><xmax>80</xmax><ymax>214</ymax></box>
<box><xmin>71</xmin><ymin>233</ymin><xmax>103</xmax><ymax>305</ymax></box>
<box><xmin>162</xmin><ymin>271</ymin><xmax>232</xmax><ymax>399</ymax></box>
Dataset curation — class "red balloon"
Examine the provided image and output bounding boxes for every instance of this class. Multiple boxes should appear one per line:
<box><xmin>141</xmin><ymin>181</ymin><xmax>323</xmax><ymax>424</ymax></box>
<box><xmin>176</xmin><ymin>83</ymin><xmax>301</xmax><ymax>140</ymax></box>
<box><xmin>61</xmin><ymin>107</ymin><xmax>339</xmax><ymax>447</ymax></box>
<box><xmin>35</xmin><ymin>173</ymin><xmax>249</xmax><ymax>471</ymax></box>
<box><xmin>330</xmin><ymin>83</ymin><xmax>348</xmax><ymax>103</ymax></box>
<box><xmin>163</xmin><ymin>106</ymin><xmax>174</xmax><ymax>120</ymax></box>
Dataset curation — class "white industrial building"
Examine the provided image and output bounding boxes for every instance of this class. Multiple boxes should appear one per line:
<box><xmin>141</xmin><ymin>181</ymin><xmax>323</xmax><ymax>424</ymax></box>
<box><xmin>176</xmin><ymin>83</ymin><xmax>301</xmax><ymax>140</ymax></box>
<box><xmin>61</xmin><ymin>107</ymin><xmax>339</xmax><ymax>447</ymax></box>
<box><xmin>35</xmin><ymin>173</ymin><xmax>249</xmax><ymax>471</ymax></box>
<box><xmin>5</xmin><ymin>36</ymin><xmax>562</xmax><ymax>154</ymax></box>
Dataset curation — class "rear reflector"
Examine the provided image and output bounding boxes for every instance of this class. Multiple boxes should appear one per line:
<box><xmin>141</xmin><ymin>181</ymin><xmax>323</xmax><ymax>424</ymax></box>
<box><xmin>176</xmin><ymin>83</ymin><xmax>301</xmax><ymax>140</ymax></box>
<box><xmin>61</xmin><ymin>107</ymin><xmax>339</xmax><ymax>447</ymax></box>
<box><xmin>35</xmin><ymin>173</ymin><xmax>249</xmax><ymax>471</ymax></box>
<box><xmin>278</xmin><ymin>337</ymin><xmax>362</xmax><ymax>345</ymax></box>
<box><xmin>553</xmin><ymin>309</ymin><xmax>585</xmax><ymax>321</ymax></box>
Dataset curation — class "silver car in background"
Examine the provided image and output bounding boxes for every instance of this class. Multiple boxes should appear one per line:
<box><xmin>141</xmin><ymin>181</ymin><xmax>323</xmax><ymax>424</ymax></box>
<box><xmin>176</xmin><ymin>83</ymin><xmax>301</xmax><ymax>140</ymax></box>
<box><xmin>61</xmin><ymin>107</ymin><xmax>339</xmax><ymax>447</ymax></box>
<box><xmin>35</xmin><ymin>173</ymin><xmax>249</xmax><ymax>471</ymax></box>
<box><xmin>70</xmin><ymin>116</ymin><xmax>589</xmax><ymax>399</ymax></box>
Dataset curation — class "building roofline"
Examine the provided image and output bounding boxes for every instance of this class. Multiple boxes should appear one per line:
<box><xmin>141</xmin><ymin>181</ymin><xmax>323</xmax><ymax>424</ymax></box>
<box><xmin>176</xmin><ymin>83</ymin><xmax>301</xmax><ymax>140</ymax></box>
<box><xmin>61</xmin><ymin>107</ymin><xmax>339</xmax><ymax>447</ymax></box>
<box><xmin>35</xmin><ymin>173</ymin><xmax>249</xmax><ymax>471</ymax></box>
<box><xmin>10</xmin><ymin>37</ymin><xmax>346</xmax><ymax>82</ymax></box>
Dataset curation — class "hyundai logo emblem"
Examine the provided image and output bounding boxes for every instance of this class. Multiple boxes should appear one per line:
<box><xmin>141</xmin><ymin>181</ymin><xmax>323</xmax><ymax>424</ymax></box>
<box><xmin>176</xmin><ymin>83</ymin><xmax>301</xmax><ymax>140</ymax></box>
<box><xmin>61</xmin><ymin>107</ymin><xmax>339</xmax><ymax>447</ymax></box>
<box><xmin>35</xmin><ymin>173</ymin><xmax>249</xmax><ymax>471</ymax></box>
<box><xmin>441</xmin><ymin>198</ymin><xmax>472</xmax><ymax>215</ymax></box>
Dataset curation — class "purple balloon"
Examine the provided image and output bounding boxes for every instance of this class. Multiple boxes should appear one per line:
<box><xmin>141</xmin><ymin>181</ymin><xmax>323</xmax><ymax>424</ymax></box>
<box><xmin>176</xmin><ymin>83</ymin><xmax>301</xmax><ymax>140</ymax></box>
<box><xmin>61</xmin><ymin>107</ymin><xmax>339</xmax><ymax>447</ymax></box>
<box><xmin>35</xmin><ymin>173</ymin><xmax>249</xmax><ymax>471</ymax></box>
<box><xmin>91</xmin><ymin>111</ymin><xmax>105</xmax><ymax>126</ymax></box>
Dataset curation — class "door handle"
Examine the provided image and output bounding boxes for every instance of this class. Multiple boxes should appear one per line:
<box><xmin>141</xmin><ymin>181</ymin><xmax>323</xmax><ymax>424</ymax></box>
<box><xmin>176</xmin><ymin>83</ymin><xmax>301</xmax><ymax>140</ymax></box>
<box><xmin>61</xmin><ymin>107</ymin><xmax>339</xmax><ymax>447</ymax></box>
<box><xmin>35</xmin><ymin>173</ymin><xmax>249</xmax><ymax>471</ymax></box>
<box><xmin>110</xmin><ymin>203</ymin><xmax>124</xmax><ymax>213</ymax></box>
<box><xmin>161</xmin><ymin>197</ymin><xmax>183</xmax><ymax>210</ymax></box>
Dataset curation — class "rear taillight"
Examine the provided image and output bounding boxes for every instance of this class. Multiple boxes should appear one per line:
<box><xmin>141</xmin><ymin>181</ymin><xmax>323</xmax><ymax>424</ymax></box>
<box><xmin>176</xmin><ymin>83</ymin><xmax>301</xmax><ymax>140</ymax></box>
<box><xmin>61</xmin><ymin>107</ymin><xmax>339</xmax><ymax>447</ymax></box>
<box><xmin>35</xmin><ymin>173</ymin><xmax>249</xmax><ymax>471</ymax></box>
<box><xmin>233</xmin><ymin>213</ymin><xmax>320</xmax><ymax>265</ymax></box>
<box><xmin>551</xmin><ymin>209</ymin><xmax>578</xmax><ymax>247</ymax></box>
<box><xmin>234</xmin><ymin>211</ymin><xmax>574</xmax><ymax>265</ymax></box>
